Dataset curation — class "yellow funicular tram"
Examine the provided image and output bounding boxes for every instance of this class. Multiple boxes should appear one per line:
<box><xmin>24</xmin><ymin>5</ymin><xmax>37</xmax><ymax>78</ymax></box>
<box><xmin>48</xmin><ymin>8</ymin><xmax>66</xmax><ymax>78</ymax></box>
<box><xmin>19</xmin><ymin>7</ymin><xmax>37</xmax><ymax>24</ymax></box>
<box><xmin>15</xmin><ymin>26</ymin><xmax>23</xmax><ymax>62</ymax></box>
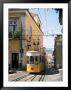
<box><xmin>26</xmin><ymin>51</ymin><xmax>45</xmax><ymax>73</ymax></box>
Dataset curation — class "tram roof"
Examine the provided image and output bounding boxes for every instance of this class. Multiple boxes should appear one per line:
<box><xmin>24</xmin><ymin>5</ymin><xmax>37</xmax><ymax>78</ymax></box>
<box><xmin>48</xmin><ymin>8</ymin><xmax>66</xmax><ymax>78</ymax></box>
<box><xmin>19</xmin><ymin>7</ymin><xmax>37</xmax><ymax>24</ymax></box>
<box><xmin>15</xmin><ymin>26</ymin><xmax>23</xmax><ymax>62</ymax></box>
<box><xmin>27</xmin><ymin>51</ymin><xmax>40</xmax><ymax>53</ymax></box>
<box><xmin>26</xmin><ymin>51</ymin><xmax>41</xmax><ymax>56</ymax></box>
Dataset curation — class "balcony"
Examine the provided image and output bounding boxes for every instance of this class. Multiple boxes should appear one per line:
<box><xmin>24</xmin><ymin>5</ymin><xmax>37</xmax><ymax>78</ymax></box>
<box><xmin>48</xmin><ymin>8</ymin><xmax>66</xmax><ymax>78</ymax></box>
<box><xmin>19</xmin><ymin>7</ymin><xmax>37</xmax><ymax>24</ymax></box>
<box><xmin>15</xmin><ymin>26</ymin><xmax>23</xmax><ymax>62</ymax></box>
<box><xmin>9</xmin><ymin>31</ymin><xmax>13</xmax><ymax>38</ymax></box>
<box><xmin>9</xmin><ymin>30</ymin><xmax>25</xmax><ymax>39</ymax></box>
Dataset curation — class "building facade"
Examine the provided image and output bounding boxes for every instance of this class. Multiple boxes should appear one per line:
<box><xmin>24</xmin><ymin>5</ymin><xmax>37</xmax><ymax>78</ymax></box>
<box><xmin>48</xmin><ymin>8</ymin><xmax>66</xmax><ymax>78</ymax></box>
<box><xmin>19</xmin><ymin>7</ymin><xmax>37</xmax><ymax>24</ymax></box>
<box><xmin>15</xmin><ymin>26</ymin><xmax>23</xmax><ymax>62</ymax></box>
<box><xmin>53</xmin><ymin>35</ymin><xmax>62</xmax><ymax>68</ymax></box>
<box><xmin>25</xmin><ymin>10</ymin><xmax>43</xmax><ymax>51</ymax></box>
<box><xmin>8</xmin><ymin>9</ymin><xmax>44</xmax><ymax>70</ymax></box>
<box><xmin>46</xmin><ymin>54</ymin><xmax>54</xmax><ymax>68</ymax></box>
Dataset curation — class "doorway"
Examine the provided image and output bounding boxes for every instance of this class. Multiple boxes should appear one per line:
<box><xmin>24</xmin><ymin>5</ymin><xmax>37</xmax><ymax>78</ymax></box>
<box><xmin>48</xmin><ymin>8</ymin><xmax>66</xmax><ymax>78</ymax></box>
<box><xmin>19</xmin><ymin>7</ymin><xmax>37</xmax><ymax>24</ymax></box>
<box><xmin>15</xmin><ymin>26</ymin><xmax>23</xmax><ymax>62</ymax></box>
<box><xmin>12</xmin><ymin>53</ymin><xmax>19</xmax><ymax>69</ymax></box>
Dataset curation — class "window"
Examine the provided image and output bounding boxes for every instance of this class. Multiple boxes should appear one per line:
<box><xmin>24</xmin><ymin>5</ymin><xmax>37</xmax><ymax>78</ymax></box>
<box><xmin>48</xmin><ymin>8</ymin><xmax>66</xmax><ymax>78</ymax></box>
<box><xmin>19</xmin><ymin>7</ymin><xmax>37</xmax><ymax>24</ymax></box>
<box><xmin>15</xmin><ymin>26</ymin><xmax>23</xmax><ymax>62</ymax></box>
<box><xmin>37</xmin><ymin>42</ymin><xmax>39</xmax><ymax>45</ymax></box>
<box><xmin>35</xmin><ymin>56</ymin><xmax>38</xmax><ymax>64</ymax></box>
<box><xmin>51</xmin><ymin>62</ymin><xmax>54</xmax><ymax>64</ymax></box>
<box><xmin>9</xmin><ymin>20</ymin><xmax>17</xmax><ymax>33</ymax></box>
<box><xmin>41</xmin><ymin>56</ymin><xmax>44</xmax><ymax>63</ymax></box>
<box><xmin>49</xmin><ymin>63</ymin><xmax>50</xmax><ymax>65</ymax></box>
<box><xmin>30</xmin><ymin>56</ymin><xmax>34</xmax><ymax>64</ymax></box>
<box><xmin>39</xmin><ymin>56</ymin><xmax>42</xmax><ymax>63</ymax></box>
<box><xmin>33</xmin><ymin>42</ymin><xmax>36</xmax><ymax>45</ymax></box>
<box><xmin>27</xmin><ymin>45</ymin><xmax>31</xmax><ymax>50</ymax></box>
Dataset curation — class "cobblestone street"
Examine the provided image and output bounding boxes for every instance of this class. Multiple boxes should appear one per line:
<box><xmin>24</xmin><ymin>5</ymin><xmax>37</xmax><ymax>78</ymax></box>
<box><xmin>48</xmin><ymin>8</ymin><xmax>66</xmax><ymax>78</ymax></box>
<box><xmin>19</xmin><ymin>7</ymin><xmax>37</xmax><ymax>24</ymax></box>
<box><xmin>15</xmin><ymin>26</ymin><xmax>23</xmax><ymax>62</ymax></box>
<box><xmin>8</xmin><ymin>68</ymin><xmax>63</xmax><ymax>81</ymax></box>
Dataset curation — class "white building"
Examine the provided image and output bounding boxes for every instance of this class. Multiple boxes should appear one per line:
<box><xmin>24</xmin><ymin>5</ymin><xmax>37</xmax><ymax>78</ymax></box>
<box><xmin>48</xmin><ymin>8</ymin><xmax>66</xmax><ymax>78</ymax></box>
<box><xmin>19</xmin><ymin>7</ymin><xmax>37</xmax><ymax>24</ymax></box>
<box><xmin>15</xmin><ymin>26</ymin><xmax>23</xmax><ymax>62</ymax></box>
<box><xmin>46</xmin><ymin>54</ymin><xmax>54</xmax><ymax>68</ymax></box>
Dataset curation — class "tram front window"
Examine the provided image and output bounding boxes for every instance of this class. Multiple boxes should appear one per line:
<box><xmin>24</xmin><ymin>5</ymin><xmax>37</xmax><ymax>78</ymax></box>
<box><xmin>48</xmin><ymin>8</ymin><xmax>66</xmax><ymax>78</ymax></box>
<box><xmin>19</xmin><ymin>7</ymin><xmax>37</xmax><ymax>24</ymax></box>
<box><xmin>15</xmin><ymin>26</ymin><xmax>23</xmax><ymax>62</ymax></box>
<box><xmin>35</xmin><ymin>56</ymin><xmax>38</xmax><ymax>64</ymax></box>
<box><xmin>30</xmin><ymin>56</ymin><xmax>34</xmax><ymax>64</ymax></box>
<box><xmin>39</xmin><ymin>56</ymin><xmax>41</xmax><ymax>63</ymax></box>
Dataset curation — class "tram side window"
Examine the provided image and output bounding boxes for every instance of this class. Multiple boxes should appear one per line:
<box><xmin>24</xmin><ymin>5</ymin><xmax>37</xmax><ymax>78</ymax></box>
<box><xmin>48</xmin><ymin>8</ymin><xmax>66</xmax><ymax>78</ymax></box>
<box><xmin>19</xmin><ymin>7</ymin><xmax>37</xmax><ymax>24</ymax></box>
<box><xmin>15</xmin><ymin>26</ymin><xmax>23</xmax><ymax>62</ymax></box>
<box><xmin>41</xmin><ymin>56</ymin><xmax>44</xmax><ymax>64</ymax></box>
<box><xmin>35</xmin><ymin>56</ymin><xmax>38</xmax><ymax>64</ymax></box>
<box><xmin>39</xmin><ymin>56</ymin><xmax>42</xmax><ymax>63</ymax></box>
<box><xmin>30</xmin><ymin>56</ymin><xmax>34</xmax><ymax>64</ymax></box>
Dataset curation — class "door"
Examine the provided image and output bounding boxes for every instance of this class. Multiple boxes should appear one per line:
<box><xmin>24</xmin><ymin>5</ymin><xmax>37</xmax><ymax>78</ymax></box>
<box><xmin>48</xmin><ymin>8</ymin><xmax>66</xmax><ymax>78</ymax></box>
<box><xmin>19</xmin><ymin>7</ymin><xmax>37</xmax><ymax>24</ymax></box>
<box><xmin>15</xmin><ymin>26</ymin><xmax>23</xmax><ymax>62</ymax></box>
<box><xmin>12</xmin><ymin>53</ymin><xmax>19</xmax><ymax>68</ymax></box>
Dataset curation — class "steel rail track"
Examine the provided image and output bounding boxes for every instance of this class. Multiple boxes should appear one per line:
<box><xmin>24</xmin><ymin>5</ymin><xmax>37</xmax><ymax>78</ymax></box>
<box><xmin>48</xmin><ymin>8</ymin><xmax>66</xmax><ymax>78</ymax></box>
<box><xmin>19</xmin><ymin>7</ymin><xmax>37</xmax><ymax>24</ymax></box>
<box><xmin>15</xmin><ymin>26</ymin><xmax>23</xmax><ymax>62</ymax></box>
<box><xmin>11</xmin><ymin>74</ymin><xmax>30</xmax><ymax>81</ymax></box>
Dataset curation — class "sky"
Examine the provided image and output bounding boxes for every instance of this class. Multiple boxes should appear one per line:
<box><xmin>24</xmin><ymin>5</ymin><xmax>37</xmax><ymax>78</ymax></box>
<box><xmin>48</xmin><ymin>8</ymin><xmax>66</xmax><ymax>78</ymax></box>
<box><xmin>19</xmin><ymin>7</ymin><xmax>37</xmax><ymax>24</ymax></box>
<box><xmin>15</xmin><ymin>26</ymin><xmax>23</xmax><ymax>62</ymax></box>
<box><xmin>29</xmin><ymin>8</ymin><xmax>62</xmax><ymax>50</ymax></box>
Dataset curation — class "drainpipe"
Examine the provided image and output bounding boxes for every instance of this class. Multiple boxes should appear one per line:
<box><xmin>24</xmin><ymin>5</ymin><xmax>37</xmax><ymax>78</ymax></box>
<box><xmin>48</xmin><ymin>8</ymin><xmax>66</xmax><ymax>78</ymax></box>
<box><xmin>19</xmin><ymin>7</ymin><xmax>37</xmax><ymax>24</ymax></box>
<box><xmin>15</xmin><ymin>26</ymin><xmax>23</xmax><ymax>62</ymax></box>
<box><xmin>20</xmin><ymin>21</ymin><xmax>23</xmax><ymax>69</ymax></box>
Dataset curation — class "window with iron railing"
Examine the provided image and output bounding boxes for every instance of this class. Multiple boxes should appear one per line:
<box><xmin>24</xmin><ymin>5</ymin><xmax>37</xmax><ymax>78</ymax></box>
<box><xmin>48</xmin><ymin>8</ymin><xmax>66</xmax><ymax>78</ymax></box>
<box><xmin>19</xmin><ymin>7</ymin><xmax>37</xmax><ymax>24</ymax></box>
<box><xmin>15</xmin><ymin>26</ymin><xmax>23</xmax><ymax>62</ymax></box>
<box><xmin>9</xmin><ymin>20</ymin><xmax>17</xmax><ymax>31</ymax></box>
<box><xmin>9</xmin><ymin>29</ymin><xmax>21</xmax><ymax>38</ymax></box>
<box><xmin>9</xmin><ymin>20</ymin><xmax>25</xmax><ymax>39</ymax></box>
<box><xmin>9</xmin><ymin>19</ymin><xmax>18</xmax><ymax>38</ymax></box>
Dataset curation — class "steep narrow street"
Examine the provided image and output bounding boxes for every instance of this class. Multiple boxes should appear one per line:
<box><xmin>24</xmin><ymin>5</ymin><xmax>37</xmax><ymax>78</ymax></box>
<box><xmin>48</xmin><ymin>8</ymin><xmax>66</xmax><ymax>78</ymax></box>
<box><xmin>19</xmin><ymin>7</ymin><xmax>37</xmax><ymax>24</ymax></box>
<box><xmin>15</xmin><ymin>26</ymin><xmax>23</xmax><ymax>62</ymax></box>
<box><xmin>8</xmin><ymin>68</ymin><xmax>62</xmax><ymax>81</ymax></box>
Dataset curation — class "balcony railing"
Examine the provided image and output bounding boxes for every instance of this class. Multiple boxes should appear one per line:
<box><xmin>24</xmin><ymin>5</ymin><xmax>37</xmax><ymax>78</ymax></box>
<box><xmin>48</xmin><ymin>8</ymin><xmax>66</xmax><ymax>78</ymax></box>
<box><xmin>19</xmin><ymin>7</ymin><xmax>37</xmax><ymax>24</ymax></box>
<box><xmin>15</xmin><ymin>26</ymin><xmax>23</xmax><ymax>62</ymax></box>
<box><xmin>14</xmin><ymin>31</ymin><xmax>21</xmax><ymax>38</ymax></box>
<box><xmin>9</xmin><ymin>31</ymin><xmax>13</xmax><ymax>38</ymax></box>
<box><xmin>9</xmin><ymin>30</ymin><xmax>25</xmax><ymax>39</ymax></box>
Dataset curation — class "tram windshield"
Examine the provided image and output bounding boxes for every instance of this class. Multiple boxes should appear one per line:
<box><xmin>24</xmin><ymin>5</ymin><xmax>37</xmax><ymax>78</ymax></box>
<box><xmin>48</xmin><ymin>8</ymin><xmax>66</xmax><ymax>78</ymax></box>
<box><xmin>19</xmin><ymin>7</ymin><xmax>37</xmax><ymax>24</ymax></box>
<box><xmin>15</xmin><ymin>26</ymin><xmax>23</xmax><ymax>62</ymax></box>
<box><xmin>30</xmin><ymin>56</ymin><xmax>34</xmax><ymax>64</ymax></box>
<box><xmin>35</xmin><ymin>56</ymin><xmax>38</xmax><ymax>64</ymax></box>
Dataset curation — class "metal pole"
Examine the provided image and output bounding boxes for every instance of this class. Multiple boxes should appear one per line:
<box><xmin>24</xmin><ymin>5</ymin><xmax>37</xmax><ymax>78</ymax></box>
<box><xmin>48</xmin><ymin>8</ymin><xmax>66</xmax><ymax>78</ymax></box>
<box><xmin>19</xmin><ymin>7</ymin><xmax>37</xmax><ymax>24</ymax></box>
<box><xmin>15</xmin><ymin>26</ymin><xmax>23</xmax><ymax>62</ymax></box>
<box><xmin>20</xmin><ymin>21</ymin><xmax>23</xmax><ymax>69</ymax></box>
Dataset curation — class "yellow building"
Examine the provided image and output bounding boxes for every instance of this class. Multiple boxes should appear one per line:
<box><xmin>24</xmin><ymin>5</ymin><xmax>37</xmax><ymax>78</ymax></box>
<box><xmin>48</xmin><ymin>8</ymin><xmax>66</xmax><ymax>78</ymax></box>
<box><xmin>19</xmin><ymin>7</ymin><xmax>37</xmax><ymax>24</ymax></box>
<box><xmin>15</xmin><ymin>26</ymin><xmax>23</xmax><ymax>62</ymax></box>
<box><xmin>25</xmin><ymin>10</ymin><xmax>43</xmax><ymax>51</ymax></box>
<box><xmin>8</xmin><ymin>9</ymin><xmax>44</xmax><ymax>70</ymax></box>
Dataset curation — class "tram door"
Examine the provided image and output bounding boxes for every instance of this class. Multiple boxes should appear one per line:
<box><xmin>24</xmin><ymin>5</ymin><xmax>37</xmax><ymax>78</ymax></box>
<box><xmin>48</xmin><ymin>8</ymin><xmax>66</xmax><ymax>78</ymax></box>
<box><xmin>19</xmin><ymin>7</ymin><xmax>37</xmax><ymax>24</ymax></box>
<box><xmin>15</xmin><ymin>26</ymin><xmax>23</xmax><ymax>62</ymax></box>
<box><xmin>12</xmin><ymin>53</ymin><xmax>19</xmax><ymax>69</ymax></box>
